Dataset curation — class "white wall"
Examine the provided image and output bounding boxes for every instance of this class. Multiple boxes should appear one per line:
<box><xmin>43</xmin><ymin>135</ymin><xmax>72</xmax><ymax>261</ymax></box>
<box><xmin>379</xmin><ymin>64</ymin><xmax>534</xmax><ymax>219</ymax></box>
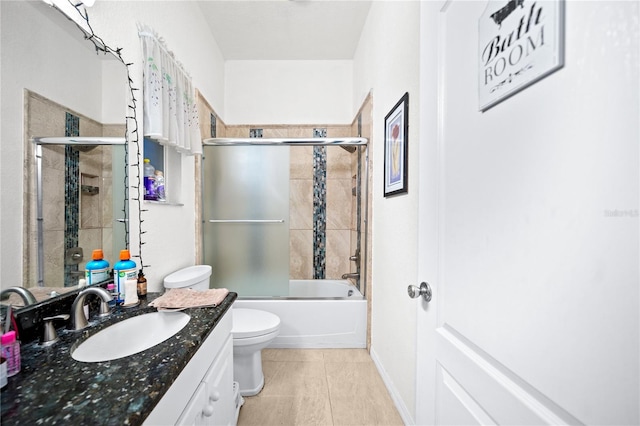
<box><xmin>352</xmin><ymin>1</ymin><xmax>421</xmax><ymax>423</ymax></box>
<box><xmin>224</xmin><ymin>60</ymin><xmax>353</xmax><ymax>125</ymax></box>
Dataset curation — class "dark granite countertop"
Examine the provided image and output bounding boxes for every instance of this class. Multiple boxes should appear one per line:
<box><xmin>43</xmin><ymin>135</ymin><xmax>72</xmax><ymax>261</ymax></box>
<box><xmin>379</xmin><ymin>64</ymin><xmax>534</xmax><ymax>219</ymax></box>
<box><xmin>1</xmin><ymin>292</ymin><xmax>237</xmax><ymax>425</ymax></box>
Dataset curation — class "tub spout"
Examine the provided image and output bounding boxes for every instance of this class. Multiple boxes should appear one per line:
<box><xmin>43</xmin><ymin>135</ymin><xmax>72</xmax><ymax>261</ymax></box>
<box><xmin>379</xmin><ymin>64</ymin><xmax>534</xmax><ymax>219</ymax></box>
<box><xmin>341</xmin><ymin>272</ymin><xmax>360</xmax><ymax>280</ymax></box>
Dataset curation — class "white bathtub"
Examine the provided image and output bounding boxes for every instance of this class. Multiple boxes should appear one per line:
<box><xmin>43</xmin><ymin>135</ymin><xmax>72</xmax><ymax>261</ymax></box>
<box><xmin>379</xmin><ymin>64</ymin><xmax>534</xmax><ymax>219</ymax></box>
<box><xmin>232</xmin><ymin>279</ymin><xmax>367</xmax><ymax>348</ymax></box>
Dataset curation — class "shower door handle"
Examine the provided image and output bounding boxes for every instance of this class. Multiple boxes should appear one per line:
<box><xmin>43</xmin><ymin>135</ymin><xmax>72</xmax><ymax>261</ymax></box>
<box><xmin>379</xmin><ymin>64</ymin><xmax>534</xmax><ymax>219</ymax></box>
<box><xmin>408</xmin><ymin>282</ymin><xmax>432</xmax><ymax>302</ymax></box>
<box><xmin>208</xmin><ymin>219</ymin><xmax>285</xmax><ymax>223</ymax></box>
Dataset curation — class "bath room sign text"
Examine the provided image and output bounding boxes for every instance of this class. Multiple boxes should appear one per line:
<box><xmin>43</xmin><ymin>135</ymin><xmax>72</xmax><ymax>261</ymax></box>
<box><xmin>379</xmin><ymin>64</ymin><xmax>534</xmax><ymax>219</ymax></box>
<box><xmin>478</xmin><ymin>0</ymin><xmax>564</xmax><ymax>111</ymax></box>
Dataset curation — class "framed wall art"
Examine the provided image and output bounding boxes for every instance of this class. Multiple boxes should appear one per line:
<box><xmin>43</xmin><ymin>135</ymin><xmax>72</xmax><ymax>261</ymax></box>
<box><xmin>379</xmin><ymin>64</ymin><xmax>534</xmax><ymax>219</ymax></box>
<box><xmin>478</xmin><ymin>0</ymin><xmax>565</xmax><ymax>111</ymax></box>
<box><xmin>384</xmin><ymin>92</ymin><xmax>409</xmax><ymax>197</ymax></box>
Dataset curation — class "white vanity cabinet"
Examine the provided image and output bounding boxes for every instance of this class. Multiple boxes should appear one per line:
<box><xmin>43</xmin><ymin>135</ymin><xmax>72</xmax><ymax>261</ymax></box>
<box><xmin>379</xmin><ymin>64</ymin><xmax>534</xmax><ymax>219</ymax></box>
<box><xmin>144</xmin><ymin>311</ymin><xmax>235</xmax><ymax>426</ymax></box>
<box><xmin>178</xmin><ymin>337</ymin><xmax>234</xmax><ymax>425</ymax></box>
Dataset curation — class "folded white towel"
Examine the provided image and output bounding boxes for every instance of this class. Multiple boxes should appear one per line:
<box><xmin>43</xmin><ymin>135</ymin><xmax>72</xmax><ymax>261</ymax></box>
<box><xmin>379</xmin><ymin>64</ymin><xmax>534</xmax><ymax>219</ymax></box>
<box><xmin>149</xmin><ymin>288</ymin><xmax>229</xmax><ymax>311</ymax></box>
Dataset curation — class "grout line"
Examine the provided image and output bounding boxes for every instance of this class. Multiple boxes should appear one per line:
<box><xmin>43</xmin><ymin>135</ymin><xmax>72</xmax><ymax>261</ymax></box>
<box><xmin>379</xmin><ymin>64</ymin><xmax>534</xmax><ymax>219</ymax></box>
<box><xmin>321</xmin><ymin>349</ymin><xmax>336</xmax><ymax>426</ymax></box>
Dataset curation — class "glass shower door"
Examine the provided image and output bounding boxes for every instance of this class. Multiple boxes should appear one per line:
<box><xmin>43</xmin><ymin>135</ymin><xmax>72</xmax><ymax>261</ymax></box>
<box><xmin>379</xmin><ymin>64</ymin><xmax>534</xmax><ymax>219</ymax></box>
<box><xmin>203</xmin><ymin>145</ymin><xmax>290</xmax><ymax>297</ymax></box>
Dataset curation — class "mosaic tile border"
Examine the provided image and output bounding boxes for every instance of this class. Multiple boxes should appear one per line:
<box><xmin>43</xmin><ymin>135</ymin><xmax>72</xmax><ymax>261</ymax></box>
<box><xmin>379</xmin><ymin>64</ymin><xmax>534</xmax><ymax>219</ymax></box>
<box><xmin>313</xmin><ymin>128</ymin><xmax>327</xmax><ymax>279</ymax></box>
<box><xmin>64</xmin><ymin>112</ymin><xmax>80</xmax><ymax>287</ymax></box>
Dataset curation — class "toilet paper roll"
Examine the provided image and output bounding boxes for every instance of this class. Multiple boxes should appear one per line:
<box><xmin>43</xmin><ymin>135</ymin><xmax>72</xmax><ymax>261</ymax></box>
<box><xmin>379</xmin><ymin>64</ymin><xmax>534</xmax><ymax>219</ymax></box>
<box><xmin>123</xmin><ymin>279</ymin><xmax>139</xmax><ymax>306</ymax></box>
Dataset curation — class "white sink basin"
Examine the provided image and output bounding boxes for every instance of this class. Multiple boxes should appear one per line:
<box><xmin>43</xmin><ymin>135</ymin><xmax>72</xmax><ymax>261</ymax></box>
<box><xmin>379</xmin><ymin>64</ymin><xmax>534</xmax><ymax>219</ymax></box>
<box><xmin>71</xmin><ymin>311</ymin><xmax>190</xmax><ymax>362</ymax></box>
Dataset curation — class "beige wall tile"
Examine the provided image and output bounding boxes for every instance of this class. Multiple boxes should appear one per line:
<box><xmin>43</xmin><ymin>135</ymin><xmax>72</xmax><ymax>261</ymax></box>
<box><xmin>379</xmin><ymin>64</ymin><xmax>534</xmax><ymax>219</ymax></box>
<box><xmin>27</xmin><ymin>94</ymin><xmax>65</xmax><ymax>140</ymax></box>
<box><xmin>78</xmin><ymin>228</ymin><xmax>102</xmax><ymax>266</ymax></box>
<box><xmin>290</xmin><ymin>230</ymin><xmax>313</xmax><ymax>279</ymax></box>
<box><xmin>101</xmin><ymin>124</ymin><xmax>126</xmax><ymax>138</ymax></box>
<box><xmin>80</xmin><ymin>189</ymin><xmax>101</xmax><ymax>229</ymax></box>
<box><xmin>326</xmin><ymin>229</ymin><xmax>350</xmax><ymax>279</ymax></box>
<box><xmin>326</xmin><ymin>126</ymin><xmax>352</xmax><ymax>138</ymax></box>
<box><xmin>290</xmin><ymin>179</ymin><xmax>313</xmax><ymax>230</ymax></box>
<box><xmin>102</xmin><ymin>176</ymin><xmax>113</xmax><ymax>228</ymax></box>
<box><xmin>42</xmin><ymin>167</ymin><xmax>65</xmax><ymax>232</ymax></box>
<box><xmin>79</xmin><ymin>147</ymin><xmax>103</xmax><ymax>177</ymax></box>
<box><xmin>41</xmin><ymin>145</ymin><xmax>66</xmax><ymax>172</ymax></box>
<box><xmin>102</xmin><ymin>227</ymin><xmax>113</xmax><ymax>266</ymax></box>
<box><xmin>290</xmin><ymin>145</ymin><xmax>314</xmax><ymax>179</ymax></box>
<box><xmin>288</xmin><ymin>127</ymin><xmax>316</xmax><ymax>138</ymax></box>
<box><xmin>262</xmin><ymin>127</ymin><xmax>287</xmax><ymax>138</ymax></box>
<box><xmin>326</xmin><ymin>179</ymin><xmax>351</xmax><ymax>230</ymax></box>
<box><xmin>225</xmin><ymin>126</ymin><xmax>250</xmax><ymax>138</ymax></box>
<box><xmin>42</xmin><ymin>230</ymin><xmax>64</xmax><ymax>288</ymax></box>
<box><xmin>101</xmin><ymin>146</ymin><xmax>113</xmax><ymax>178</ymax></box>
<box><xmin>327</xmin><ymin>146</ymin><xmax>352</xmax><ymax>180</ymax></box>
<box><xmin>79</xmin><ymin>118</ymin><xmax>102</xmax><ymax>137</ymax></box>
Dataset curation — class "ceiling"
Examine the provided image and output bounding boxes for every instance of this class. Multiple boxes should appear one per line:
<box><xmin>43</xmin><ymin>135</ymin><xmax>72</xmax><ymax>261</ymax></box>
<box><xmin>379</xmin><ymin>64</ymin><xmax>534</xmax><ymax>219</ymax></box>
<box><xmin>197</xmin><ymin>1</ymin><xmax>373</xmax><ymax>60</ymax></box>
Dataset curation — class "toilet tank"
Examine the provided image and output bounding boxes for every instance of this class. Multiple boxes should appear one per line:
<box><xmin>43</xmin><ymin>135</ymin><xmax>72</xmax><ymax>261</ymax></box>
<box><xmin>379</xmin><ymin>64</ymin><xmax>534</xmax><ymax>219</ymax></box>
<box><xmin>163</xmin><ymin>265</ymin><xmax>212</xmax><ymax>291</ymax></box>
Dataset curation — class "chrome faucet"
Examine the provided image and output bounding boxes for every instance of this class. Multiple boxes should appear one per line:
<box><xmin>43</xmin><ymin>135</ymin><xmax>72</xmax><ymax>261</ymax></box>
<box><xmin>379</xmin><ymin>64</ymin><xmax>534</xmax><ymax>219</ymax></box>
<box><xmin>1</xmin><ymin>287</ymin><xmax>37</xmax><ymax>306</ymax></box>
<box><xmin>341</xmin><ymin>272</ymin><xmax>360</xmax><ymax>280</ymax></box>
<box><xmin>71</xmin><ymin>287</ymin><xmax>112</xmax><ymax>331</ymax></box>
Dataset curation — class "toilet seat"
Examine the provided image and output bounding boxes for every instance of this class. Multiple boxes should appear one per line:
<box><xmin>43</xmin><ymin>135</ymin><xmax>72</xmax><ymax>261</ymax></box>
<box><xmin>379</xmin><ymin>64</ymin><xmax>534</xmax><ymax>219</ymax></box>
<box><xmin>232</xmin><ymin>308</ymin><xmax>280</xmax><ymax>339</ymax></box>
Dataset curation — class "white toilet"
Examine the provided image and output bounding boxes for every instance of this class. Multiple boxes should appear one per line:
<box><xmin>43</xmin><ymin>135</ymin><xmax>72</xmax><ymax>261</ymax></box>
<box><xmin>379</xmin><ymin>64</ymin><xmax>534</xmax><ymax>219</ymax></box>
<box><xmin>163</xmin><ymin>266</ymin><xmax>280</xmax><ymax>397</ymax></box>
<box><xmin>232</xmin><ymin>308</ymin><xmax>281</xmax><ymax>396</ymax></box>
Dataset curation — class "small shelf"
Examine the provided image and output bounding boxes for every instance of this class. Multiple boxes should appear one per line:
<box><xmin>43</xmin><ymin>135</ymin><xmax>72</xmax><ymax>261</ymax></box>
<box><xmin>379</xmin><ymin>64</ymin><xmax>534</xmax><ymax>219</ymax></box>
<box><xmin>144</xmin><ymin>200</ymin><xmax>184</xmax><ymax>206</ymax></box>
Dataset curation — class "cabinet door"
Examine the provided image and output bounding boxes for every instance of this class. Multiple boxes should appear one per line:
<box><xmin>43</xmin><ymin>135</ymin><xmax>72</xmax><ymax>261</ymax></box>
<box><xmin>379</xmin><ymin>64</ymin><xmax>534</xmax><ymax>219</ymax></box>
<box><xmin>203</xmin><ymin>336</ymin><xmax>234</xmax><ymax>426</ymax></box>
<box><xmin>176</xmin><ymin>382</ymin><xmax>210</xmax><ymax>426</ymax></box>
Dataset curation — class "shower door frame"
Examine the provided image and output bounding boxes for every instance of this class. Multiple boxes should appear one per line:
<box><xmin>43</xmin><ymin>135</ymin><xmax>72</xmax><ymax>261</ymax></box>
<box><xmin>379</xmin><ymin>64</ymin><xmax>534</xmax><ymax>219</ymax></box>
<box><xmin>201</xmin><ymin>137</ymin><xmax>369</xmax><ymax>298</ymax></box>
<box><xmin>32</xmin><ymin>136</ymin><xmax>126</xmax><ymax>287</ymax></box>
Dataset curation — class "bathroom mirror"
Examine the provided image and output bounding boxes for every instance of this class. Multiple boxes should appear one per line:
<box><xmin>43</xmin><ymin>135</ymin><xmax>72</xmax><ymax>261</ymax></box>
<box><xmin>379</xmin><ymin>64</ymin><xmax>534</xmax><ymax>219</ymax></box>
<box><xmin>3</xmin><ymin>1</ymin><xmax>129</xmax><ymax>298</ymax></box>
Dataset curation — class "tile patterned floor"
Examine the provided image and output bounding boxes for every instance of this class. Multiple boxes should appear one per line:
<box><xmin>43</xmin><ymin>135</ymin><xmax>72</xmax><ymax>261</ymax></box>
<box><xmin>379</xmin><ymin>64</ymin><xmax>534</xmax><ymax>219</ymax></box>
<box><xmin>237</xmin><ymin>349</ymin><xmax>404</xmax><ymax>426</ymax></box>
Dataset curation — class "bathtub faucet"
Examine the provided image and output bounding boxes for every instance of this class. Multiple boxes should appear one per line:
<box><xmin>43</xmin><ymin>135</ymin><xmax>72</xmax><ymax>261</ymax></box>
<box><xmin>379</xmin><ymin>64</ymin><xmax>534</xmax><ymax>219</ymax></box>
<box><xmin>341</xmin><ymin>272</ymin><xmax>360</xmax><ymax>280</ymax></box>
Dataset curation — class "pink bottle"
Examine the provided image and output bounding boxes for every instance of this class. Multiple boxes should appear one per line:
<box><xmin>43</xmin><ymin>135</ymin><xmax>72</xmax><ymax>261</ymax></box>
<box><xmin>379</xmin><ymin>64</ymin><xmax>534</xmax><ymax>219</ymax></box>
<box><xmin>1</xmin><ymin>331</ymin><xmax>20</xmax><ymax>377</ymax></box>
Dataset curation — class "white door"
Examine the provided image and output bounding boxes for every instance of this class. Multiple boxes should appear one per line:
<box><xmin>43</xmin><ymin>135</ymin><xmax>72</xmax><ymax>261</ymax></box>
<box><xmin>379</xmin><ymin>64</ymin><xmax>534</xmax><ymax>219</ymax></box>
<box><xmin>416</xmin><ymin>1</ymin><xmax>639</xmax><ymax>425</ymax></box>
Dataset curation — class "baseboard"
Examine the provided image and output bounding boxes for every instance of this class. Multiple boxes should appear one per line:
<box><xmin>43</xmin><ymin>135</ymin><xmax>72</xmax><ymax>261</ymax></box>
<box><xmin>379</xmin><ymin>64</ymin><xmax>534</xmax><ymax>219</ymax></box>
<box><xmin>370</xmin><ymin>346</ymin><xmax>415</xmax><ymax>426</ymax></box>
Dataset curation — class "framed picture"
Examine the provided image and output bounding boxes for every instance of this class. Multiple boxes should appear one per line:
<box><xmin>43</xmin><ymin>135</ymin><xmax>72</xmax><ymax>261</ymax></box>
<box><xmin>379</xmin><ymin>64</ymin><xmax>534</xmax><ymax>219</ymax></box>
<box><xmin>478</xmin><ymin>0</ymin><xmax>565</xmax><ymax>111</ymax></box>
<box><xmin>384</xmin><ymin>92</ymin><xmax>409</xmax><ymax>197</ymax></box>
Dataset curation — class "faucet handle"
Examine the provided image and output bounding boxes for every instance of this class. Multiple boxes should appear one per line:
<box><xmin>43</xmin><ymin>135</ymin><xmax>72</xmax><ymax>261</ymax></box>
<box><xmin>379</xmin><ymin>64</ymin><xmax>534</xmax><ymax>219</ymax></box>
<box><xmin>41</xmin><ymin>314</ymin><xmax>70</xmax><ymax>346</ymax></box>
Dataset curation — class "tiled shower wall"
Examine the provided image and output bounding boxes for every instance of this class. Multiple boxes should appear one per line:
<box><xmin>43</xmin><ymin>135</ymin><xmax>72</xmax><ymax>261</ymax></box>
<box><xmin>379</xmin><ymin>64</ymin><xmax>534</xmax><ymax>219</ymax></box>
<box><xmin>227</xmin><ymin>124</ymin><xmax>354</xmax><ymax>281</ymax></box>
<box><xmin>23</xmin><ymin>90</ymin><xmax>125</xmax><ymax>287</ymax></box>
<box><xmin>195</xmin><ymin>92</ymin><xmax>367</xmax><ymax>282</ymax></box>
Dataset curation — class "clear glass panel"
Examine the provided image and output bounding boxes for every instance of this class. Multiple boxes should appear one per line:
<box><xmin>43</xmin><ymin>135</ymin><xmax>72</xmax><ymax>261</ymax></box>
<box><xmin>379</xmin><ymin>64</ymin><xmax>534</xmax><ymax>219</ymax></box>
<box><xmin>203</xmin><ymin>146</ymin><xmax>290</xmax><ymax>297</ymax></box>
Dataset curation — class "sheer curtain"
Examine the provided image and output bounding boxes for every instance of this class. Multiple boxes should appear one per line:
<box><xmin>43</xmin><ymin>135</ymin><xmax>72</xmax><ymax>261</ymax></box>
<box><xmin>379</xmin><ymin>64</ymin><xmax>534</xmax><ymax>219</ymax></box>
<box><xmin>139</xmin><ymin>25</ymin><xmax>201</xmax><ymax>155</ymax></box>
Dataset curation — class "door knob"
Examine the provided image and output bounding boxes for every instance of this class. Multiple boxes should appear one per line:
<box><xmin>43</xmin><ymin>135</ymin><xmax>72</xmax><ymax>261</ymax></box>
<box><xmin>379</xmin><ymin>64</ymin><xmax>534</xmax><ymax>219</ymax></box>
<box><xmin>407</xmin><ymin>282</ymin><xmax>432</xmax><ymax>302</ymax></box>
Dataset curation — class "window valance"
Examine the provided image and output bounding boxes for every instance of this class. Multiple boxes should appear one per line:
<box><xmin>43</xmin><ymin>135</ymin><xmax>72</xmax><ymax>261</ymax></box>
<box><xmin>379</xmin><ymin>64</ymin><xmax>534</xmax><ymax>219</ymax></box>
<box><xmin>139</xmin><ymin>25</ymin><xmax>202</xmax><ymax>155</ymax></box>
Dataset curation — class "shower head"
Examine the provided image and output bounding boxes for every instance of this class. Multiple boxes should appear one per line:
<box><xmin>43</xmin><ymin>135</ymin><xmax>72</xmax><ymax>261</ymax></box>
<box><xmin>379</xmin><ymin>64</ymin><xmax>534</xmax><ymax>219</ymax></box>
<box><xmin>71</xmin><ymin>145</ymin><xmax>98</xmax><ymax>152</ymax></box>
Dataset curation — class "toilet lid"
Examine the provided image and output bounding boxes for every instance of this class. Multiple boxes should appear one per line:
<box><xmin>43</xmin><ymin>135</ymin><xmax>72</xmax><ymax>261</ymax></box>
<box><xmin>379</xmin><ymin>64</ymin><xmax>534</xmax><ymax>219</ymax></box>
<box><xmin>232</xmin><ymin>308</ymin><xmax>281</xmax><ymax>338</ymax></box>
